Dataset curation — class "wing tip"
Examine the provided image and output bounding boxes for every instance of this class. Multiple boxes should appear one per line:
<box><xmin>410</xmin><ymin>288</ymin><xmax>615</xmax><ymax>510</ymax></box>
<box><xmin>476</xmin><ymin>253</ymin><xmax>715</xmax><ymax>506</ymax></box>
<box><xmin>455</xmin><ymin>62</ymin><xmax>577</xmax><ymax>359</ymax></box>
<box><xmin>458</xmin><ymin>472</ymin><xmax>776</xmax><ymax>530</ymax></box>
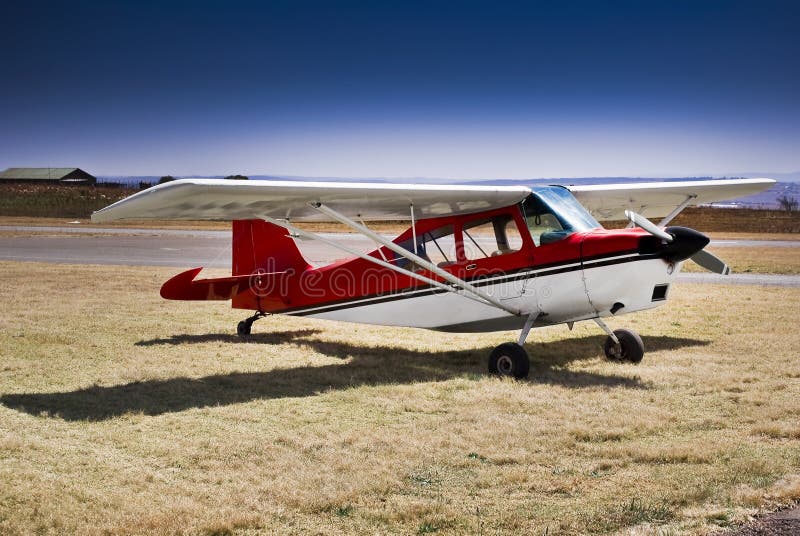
<box><xmin>90</xmin><ymin>209</ymin><xmax>109</xmax><ymax>223</ymax></box>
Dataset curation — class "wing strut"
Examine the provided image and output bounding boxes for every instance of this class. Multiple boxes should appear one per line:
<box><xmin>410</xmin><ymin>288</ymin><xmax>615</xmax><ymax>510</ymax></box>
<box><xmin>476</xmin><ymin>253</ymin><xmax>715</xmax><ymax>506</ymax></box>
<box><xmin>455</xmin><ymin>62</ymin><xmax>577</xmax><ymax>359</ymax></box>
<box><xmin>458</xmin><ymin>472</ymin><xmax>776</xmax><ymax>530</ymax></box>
<box><xmin>259</xmin><ymin>216</ymin><xmax>501</xmax><ymax>310</ymax></box>
<box><xmin>657</xmin><ymin>195</ymin><xmax>697</xmax><ymax>227</ymax></box>
<box><xmin>310</xmin><ymin>202</ymin><xmax>523</xmax><ymax>316</ymax></box>
<box><xmin>358</xmin><ymin>215</ymin><xmax>388</xmax><ymax>261</ymax></box>
<box><xmin>410</xmin><ymin>203</ymin><xmax>418</xmax><ymax>257</ymax></box>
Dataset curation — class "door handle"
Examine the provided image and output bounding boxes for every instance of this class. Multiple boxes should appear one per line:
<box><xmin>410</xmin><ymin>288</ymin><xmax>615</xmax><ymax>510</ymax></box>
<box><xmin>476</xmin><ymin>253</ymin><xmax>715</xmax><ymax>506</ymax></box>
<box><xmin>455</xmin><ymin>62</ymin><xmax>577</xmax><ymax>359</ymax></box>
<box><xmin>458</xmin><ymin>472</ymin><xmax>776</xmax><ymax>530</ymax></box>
<box><xmin>466</xmin><ymin>263</ymin><xmax>477</xmax><ymax>270</ymax></box>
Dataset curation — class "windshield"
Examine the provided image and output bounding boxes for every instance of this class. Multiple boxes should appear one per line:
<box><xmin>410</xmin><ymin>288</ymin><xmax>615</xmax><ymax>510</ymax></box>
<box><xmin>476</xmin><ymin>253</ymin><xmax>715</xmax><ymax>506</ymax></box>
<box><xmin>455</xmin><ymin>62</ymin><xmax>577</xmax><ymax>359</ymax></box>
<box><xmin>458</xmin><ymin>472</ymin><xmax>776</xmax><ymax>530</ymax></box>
<box><xmin>522</xmin><ymin>186</ymin><xmax>601</xmax><ymax>246</ymax></box>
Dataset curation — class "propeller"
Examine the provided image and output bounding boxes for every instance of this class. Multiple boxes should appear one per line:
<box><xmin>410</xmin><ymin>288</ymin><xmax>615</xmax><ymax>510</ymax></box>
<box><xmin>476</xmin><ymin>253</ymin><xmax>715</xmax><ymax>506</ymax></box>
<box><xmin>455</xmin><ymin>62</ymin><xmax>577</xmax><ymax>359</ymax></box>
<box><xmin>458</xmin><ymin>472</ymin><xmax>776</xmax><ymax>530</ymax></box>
<box><xmin>689</xmin><ymin>249</ymin><xmax>731</xmax><ymax>275</ymax></box>
<box><xmin>624</xmin><ymin>210</ymin><xmax>731</xmax><ymax>275</ymax></box>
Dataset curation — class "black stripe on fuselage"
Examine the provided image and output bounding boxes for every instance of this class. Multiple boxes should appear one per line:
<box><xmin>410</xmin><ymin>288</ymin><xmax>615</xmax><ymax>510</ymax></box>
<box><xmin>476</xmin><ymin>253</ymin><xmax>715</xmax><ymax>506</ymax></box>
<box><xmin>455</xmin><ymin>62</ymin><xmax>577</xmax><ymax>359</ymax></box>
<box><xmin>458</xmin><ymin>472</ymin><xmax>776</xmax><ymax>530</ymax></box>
<box><xmin>281</xmin><ymin>251</ymin><xmax>662</xmax><ymax>317</ymax></box>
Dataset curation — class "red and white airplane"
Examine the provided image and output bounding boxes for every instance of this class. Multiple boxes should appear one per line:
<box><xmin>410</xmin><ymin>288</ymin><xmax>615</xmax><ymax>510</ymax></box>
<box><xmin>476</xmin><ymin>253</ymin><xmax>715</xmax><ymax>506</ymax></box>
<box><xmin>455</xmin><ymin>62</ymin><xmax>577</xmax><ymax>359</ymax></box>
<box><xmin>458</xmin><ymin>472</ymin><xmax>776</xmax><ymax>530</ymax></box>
<box><xmin>92</xmin><ymin>177</ymin><xmax>773</xmax><ymax>378</ymax></box>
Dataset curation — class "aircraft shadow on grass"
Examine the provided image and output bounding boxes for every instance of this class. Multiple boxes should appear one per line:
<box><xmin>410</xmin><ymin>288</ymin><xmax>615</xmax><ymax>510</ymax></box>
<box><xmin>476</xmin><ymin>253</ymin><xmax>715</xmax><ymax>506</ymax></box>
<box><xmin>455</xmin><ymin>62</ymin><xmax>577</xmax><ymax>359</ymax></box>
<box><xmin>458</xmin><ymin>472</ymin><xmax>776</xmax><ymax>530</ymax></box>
<box><xmin>133</xmin><ymin>328</ymin><xmax>323</xmax><ymax>347</ymax></box>
<box><xmin>1</xmin><ymin>331</ymin><xmax>708</xmax><ymax>422</ymax></box>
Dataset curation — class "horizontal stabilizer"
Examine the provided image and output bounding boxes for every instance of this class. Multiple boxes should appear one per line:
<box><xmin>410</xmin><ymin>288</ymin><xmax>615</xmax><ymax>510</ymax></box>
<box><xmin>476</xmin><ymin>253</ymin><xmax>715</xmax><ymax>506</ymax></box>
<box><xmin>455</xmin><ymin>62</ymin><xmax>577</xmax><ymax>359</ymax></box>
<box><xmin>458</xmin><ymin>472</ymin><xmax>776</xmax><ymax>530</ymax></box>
<box><xmin>160</xmin><ymin>268</ymin><xmax>250</xmax><ymax>300</ymax></box>
<box><xmin>160</xmin><ymin>267</ymin><xmax>294</xmax><ymax>303</ymax></box>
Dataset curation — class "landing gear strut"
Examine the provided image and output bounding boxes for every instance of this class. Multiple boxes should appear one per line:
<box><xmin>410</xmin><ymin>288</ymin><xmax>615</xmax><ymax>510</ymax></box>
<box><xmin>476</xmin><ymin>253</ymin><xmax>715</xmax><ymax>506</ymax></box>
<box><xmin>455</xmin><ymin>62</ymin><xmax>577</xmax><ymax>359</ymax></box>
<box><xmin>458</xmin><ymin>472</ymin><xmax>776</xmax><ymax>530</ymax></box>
<box><xmin>488</xmin><ymin>312</ymin><xmax>537</xmax><ymax>379</ymax></box>
<box><xmin>594</xmin><ymin>318</ymin><xmax>644</xmax><ymax>363</ymax></box>
<box><xmin>237</xmin><ymin>311</ymin><xmax>267</xmax><ymax>337</ymax></box>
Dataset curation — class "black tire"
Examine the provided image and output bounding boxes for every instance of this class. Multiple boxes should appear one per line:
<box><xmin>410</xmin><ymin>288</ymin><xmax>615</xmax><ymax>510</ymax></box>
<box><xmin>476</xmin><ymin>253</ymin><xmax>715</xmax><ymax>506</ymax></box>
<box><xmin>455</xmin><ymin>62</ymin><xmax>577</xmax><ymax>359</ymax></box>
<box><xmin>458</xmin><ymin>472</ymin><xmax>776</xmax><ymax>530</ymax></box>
<box><xmin>488</xmin><ymin>342</ymin><xmax>530</xmax><ymax>379</ymax></box>
<box><xmin>603</xmin><ymin>328</ymin><xmax>644</xmax><ymax>363</ymax></box>
<box><xmin>237</xmin><ymin>320</ymin><xmax>252</xmax><ymax>337</ymax></box>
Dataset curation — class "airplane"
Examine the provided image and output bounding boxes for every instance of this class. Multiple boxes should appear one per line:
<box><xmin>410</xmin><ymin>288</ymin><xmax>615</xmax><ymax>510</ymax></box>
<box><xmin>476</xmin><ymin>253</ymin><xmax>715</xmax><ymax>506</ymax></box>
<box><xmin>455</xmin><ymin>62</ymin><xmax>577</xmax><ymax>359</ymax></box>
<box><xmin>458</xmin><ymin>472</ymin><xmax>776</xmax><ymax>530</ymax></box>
<box><xmin>91</xmin><ymin>177</ymin><xmax>774</xmax><ymax>379</ymax></box>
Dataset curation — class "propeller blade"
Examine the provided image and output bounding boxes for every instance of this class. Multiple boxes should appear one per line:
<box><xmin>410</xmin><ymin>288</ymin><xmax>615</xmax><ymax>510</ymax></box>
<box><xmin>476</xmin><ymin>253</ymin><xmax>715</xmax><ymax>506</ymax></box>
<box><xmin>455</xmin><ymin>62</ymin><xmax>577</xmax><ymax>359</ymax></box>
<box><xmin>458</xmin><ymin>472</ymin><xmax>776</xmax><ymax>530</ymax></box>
<box><xmin>690</xmin><ymin>249</ymin><xmax>731</xmax><ymax>275</ymax></box>
<box><xmin>624</xmin><ymin>210</ymin><xmax>673</xmax><ymax>242</ymax></box>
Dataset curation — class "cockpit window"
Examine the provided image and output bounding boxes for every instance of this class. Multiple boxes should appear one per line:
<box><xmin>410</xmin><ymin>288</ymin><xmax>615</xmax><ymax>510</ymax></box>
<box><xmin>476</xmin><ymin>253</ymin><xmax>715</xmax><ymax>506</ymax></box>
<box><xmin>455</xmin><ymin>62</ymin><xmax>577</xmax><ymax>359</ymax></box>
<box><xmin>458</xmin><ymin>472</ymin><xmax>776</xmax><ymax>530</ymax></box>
<box><xmin>462</xmin><ymin>215</ymin><xmax>523</xmax><ymax>260</ymax></box>
<box><xmin>394</xmin><ymin>224</ymin><xmax>457</xmax><ymax>270</ymax></box>
<box><xmin>522</xmin><ymin>186</ymin><xmax>601</xmax><ymax>246</ymax></box>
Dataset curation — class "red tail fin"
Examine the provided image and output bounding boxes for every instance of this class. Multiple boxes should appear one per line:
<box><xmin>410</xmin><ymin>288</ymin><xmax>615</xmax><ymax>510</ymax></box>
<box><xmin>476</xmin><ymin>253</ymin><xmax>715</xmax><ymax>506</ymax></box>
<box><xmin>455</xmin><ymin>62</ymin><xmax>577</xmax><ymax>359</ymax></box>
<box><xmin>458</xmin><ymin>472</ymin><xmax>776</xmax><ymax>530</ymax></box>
<box><xmin>232</xmin><ymin>219</ymin><xmax>310</xmax><ymax>276</ymax></box>
<box><xmin>230</xmin><ymin>219</ymin><xmax>311</xmax><ymax>311</ymax></box>
<box><xmin>159</xmin><ymin>220</ymin><xmax>309</xmax><ymax>311</ymax></box>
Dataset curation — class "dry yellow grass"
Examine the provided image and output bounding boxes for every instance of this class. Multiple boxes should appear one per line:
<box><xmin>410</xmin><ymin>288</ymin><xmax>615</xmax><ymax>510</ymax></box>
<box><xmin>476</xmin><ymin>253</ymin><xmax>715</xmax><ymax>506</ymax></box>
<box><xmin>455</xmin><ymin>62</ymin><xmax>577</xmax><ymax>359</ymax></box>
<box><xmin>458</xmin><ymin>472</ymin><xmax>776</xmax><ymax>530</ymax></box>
<box><xmin>704</xmin><ymin>232</ymin><xmax>799</xmax><ymax>242</ymax></box>
<box><xmin>682</xmin><ymin>246</ymin><xmax>800</xmax><ymax>275</ymax></box>
<box><xmin>1</xmin><ymin>261</ymin><xmax>799</xmax><ymax>535</ymax></box>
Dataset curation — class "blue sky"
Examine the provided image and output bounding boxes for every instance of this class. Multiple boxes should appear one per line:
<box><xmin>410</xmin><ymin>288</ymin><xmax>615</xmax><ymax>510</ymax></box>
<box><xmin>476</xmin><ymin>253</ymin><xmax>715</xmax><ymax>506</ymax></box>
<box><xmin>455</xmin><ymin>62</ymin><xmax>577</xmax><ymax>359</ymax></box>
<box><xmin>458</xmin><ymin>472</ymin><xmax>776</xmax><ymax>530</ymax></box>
<box><xmin>1</xmin><ymin>0</ymin><xmax>798</xmax><ymax>178</ymax></box>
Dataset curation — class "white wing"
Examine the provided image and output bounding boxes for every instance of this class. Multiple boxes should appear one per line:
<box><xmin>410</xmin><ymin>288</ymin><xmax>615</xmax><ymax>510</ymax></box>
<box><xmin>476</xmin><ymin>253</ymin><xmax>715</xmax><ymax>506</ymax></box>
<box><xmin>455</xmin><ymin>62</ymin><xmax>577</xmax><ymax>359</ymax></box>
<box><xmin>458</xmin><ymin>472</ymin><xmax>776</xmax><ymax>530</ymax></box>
<box><xmin>92</xmin><ymin>177</ymin><xmax>775</xmax><ymax>224</ymax></box>
<box><xmin>91</xmin><ymin>179</ymin><xmax>531</xmax><ymax>223</ymax></box>
<box><xmin>569</xmin><ymin>178</ymin><xmax>775</xmax><ymax>221</ymax></box>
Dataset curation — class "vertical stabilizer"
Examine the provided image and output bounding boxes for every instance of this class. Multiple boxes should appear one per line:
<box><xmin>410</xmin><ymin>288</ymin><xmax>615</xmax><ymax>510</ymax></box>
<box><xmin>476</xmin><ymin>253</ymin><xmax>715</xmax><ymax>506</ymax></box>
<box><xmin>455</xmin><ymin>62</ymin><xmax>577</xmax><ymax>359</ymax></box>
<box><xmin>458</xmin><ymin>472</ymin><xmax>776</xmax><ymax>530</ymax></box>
<box><xmin>232</xmin><ymin>219</ymin><xmax>311</xmax><ymax>276</ymax></box>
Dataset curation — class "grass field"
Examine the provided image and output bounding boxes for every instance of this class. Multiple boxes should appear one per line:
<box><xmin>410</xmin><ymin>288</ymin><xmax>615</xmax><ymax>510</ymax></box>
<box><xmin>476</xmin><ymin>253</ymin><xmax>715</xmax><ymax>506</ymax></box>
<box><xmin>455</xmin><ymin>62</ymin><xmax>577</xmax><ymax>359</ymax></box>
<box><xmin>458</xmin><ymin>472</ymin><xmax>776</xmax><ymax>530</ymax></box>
<box><xmin>1</xmin><ymin>262</ymin><xmax>799</xmax><ymax>535</ymax></box>
<box><xmin>681</xmin><ymin>246</ymin><xmax>800</xmax><ymax>275</ymax></box>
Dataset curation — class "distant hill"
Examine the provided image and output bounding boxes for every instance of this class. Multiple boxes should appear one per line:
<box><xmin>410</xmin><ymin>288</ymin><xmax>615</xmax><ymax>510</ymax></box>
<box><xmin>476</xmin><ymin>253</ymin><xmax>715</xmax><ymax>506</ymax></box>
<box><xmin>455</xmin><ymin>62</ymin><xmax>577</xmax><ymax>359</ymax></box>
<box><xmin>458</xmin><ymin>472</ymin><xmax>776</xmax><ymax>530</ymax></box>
<box><xmin>722</xmin><ymin>171</ymin><xmax>800</xmax><ymax>182</ymax></box>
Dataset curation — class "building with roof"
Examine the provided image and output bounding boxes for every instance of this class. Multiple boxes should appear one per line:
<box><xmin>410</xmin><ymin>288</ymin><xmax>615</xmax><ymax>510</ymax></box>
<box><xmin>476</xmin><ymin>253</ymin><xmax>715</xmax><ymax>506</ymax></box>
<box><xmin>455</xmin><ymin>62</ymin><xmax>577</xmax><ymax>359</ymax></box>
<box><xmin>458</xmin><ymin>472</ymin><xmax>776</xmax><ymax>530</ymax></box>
<box><xmin>0</xmin><ymin>168</ymin><xmax>96</xmax><ymax>185</ymax></box>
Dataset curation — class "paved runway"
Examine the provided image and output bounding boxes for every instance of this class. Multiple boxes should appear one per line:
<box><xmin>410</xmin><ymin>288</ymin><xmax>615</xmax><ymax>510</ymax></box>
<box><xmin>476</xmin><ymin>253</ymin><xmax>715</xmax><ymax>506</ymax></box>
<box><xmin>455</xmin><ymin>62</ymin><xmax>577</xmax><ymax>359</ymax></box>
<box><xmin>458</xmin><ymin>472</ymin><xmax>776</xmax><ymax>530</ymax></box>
<box><xmin>0</xmin><ymin>226</ymin><xmax>373</xmax><ymax>267</ymax></box>
<box><xmin>1</xmin><ymin>225</ymin><xmax>798</xmax><ymax>286</ymax></box>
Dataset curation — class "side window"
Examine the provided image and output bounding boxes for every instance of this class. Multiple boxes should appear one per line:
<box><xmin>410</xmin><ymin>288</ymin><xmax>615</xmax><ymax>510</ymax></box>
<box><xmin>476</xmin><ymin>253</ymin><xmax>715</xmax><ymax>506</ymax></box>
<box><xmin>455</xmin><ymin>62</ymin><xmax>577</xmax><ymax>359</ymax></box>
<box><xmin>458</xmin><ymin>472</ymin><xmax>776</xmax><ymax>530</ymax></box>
<box><xmin>504</xmin><ymin>219</ymin><xmax>524</xmax><ymax>252</ymax></box>
<box><xmin>394</xmin><ymin>224</ymin><xmax>457</xmax><ymax>270</ymax></box>
<box><xmin>419</xmin><ymin>225</ymin><xmax>457</xmax><ymax>267</ymax></box>
<box><xmin>463</xmin><ymin>216</ymin><xmax>523</xmax><ymax>261</ymax></box>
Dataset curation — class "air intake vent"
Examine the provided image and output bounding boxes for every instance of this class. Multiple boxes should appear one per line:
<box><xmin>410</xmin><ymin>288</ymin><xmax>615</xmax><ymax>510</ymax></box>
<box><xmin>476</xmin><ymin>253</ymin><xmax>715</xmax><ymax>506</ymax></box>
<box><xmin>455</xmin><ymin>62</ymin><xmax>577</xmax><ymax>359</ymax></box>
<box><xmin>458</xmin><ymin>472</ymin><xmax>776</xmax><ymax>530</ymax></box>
<box><xmin>652</xmin><ymin>284</ymin><xmax>669</xmax><ymax>301</ymax></box>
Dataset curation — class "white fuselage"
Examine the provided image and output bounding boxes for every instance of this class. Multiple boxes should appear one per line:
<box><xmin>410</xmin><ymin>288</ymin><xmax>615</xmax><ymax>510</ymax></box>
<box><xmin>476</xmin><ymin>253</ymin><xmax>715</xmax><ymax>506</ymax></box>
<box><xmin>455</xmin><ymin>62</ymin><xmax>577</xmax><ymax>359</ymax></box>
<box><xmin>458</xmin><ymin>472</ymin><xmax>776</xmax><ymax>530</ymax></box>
<box><xmin>293</xmin><ymin>254</ymin><xmax>679</xmax><ymax>333</ymax></box>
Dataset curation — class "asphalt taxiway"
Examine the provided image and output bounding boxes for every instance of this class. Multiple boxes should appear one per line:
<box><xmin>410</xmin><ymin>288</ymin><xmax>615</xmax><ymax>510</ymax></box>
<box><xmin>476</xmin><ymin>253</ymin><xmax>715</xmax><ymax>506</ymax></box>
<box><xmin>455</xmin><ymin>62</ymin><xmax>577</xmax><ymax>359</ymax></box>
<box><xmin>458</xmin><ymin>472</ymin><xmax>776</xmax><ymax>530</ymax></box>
<box><xmin>1</xmin><ymin>225</ymin><xmax>798</xmax><ymax>286</ymax></box>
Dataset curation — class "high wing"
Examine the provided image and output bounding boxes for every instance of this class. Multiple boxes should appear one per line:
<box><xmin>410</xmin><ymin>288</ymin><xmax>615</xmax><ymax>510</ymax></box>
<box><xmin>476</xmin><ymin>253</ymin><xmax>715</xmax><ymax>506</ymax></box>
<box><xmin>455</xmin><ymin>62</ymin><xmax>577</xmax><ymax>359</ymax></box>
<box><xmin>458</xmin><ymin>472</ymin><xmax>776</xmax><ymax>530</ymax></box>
<box><xmin>92</xmin><ymin>176</ymin><xmax>775</xmax><ymax>224</ymax></box>
<box><xmin>91</xmin><ymin>179</ymin><xmax>531</xmax><ymax>223</ymax></box>
<box><xmin>568</xmin><ymin>178</ymin><xmax>775</xmax><ymax>222</ymax></box>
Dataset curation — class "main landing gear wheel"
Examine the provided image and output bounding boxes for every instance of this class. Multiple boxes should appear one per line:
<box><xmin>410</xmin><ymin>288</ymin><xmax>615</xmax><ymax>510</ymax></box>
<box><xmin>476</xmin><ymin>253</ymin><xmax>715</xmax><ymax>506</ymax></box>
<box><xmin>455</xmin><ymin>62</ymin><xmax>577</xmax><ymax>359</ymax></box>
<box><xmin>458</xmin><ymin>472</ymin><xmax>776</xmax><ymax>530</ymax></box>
<box><xmin>488</xmin><ymin>342</ymin><xmax>530</xmax><ymax>379</ymax></box>
<box><xmin>603</xmin><ymin>328</ymin><xmax>645</xmax><ymax>363</ymax></box>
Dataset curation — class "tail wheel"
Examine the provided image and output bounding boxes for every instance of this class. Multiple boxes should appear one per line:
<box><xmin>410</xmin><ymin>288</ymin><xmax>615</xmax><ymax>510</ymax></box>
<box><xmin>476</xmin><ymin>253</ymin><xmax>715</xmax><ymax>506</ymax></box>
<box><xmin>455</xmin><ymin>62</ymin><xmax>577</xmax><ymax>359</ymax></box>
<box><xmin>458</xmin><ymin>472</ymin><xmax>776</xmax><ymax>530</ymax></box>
<box><xmin>237</xmin><ymin>320</ymin><xmax>252</xmax><ymax>337</ymax></box>
<box><xmin>603</xmin><ymin>328</ymin><xmax>644</xmax><ymax>363</ymax></box>
<box><xmin>488</xmin><ymin>343</ymin><xmax>530</xmax><ymax>379</ymax></box>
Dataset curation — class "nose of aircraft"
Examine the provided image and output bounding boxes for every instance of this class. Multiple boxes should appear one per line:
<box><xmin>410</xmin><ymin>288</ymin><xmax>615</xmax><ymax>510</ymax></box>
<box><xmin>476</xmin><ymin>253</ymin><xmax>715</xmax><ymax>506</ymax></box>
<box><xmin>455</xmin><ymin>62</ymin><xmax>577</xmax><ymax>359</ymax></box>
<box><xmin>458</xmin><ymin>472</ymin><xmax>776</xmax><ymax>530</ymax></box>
<box><xmin>626</xmin><ymin>210</ymin><xmax>730</xmax><ymax>274</ymax></box>
<box><xmin>660</xmin><ymin>226</ymin><xmax>710</xmax><ymax>262</ymax></box>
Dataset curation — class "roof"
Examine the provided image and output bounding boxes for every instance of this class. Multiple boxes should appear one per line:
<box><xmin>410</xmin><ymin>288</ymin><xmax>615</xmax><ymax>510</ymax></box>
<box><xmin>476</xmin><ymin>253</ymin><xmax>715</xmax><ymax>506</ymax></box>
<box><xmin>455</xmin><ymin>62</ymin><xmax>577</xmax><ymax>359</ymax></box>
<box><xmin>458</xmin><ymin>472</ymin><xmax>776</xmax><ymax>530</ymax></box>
<box><xmin>0</xmin><ymin>168</ymin><xmax>90</xmax><ymax>180</ymax></box>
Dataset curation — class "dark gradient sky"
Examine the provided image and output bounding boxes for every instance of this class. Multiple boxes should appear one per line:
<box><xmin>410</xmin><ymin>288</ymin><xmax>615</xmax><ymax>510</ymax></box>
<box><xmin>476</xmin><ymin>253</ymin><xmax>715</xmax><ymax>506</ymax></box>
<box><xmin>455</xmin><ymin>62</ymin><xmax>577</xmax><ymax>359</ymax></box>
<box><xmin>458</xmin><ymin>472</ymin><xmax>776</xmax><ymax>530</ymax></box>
<box><xmin>1</xmin><ymin>0</ymin><xmax>798</xmax><ymax>178</ymax></box>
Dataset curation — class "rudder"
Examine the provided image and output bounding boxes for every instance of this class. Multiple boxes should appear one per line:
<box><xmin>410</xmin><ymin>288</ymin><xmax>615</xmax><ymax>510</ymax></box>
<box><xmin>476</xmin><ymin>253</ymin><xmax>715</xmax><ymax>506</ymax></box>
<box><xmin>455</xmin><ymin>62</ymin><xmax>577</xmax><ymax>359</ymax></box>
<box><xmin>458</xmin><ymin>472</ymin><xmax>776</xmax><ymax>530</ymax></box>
<box><xmin>232</xmin><ymin>219</ymin><xmax>311</xmax><ymax>276</ymax></box>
